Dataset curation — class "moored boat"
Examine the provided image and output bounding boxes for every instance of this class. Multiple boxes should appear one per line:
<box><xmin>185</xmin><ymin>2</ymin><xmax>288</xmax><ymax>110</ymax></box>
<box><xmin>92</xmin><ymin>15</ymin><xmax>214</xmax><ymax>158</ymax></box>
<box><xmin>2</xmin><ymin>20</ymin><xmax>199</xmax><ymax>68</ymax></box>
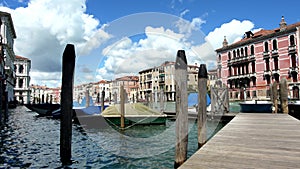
<box><xmin>25</xmin><ymin>103</ymin><xmax>60</xmax><ymax>116</ymax></box>
<box><xmin>239</xmin><ymin>100</ymin><xmax>273</xmax><ymax>113</ymax></box>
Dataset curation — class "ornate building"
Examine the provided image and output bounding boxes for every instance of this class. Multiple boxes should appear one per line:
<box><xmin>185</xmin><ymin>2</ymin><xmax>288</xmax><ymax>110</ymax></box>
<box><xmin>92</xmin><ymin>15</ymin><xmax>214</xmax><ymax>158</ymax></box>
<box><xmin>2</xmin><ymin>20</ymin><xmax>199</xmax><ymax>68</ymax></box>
<box><xmin>0</xmin><ymin>11</ymin><xmax>17</xmax><ymax>104</ymax></box>
<box><xmin>14</xmin><ymin>55</ymin><xmax>31</xmax><ymax>104</ymax></box>
<box><xmin>216</xmin><ymin>16</ymin><xmax>299</xmax><ymax>101</ymax></box>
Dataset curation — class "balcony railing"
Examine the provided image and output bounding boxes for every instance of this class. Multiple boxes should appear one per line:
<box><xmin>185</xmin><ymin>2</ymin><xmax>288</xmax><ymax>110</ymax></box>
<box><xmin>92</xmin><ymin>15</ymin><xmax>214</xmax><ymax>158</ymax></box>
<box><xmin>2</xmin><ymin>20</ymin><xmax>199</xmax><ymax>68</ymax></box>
<box><xmin>289</xmin><ymin>67</ymin><xmax>298</xmax><ymax>74</ymax></box>
<box><xmin>272</xmin><ymin>69</ymin><xmax>280</xmax><ymax>75</ymax></box>
<box><xmin>288</xmin><ymin>45</ymin><xmax>296</xmax><ymax>53</ymax></box>
<box><xmin>264</xmin><ymin>70</ymin><xmax>271</xmax><ymax>76</ymax></box>
<box><xmin>271</xmin><ymin>50</ymin><xmax>279</xmax><ymax>57</ymax></box>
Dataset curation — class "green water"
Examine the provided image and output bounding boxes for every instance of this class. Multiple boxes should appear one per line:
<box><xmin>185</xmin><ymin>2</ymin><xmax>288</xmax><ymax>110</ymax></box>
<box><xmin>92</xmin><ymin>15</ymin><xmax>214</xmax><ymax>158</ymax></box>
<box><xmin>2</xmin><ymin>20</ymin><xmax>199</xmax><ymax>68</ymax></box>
<box><xmin>0</xmin><ymin>106</ymin><xmax>227</xmax><ymax>168</ymax></box>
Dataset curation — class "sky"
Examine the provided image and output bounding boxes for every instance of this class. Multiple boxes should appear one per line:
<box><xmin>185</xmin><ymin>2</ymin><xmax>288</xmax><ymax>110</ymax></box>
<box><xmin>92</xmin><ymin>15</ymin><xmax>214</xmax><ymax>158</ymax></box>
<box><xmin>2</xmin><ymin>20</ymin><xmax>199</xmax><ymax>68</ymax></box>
<box><xmin>0</xmin><ymin>0</ymin><xmax>300</xmax><ymax>88</ymax></box>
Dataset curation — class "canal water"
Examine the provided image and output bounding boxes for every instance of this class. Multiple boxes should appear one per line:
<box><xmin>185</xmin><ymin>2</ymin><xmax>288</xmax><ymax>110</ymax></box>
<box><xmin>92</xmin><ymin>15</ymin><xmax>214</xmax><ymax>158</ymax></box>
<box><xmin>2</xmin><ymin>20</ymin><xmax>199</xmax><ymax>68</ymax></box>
<box><xmin>0</xmin><ymin>106</ymin><xmax>226</xmax><ymax>168</ymax></box>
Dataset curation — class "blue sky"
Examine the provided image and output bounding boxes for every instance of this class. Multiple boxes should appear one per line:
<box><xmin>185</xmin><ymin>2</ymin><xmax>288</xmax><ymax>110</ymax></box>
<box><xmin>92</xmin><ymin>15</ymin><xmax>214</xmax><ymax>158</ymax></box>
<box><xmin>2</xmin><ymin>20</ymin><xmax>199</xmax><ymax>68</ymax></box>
<box><xmin>1</xmin><ymin>0</ymin><xmax>300</xmax><ymax>87</ymax></box>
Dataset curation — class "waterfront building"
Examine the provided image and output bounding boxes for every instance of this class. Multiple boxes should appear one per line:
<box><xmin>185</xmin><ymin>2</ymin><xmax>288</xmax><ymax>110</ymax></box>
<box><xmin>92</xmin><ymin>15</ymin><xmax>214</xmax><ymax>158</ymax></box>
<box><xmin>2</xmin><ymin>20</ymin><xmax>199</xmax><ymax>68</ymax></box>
<box><xmin>216</xmin><ymin>16</ymin><xmax>300</xmax><ymax>101</ymax></box>
<box><xmin>208</xmin><ymin>69</ymin><xmax>218</xmax><ymax>87</ymax></box>
<box><xmin>30</xmin><ymin>85</ymin><xmax>54</xmax><ymax>104</ymax></box>
<box><xmin>110</xmin><ymin>76</ymin><xmax>139</xmax><ymax>103</ymax></box>
<box><xmin>73</xmin><ymin>80</ymin><xmax>110</xmax><ymax>104</ymax></box>
<box><xmin>14</xmin><ymin>55</ymin><xmax>31</xmax><ymax>104</ymax></box>
<box><xmin>138</xmin><ymin>61</ymin><xmax>204</xmax><ymax>102</ymax></box>
<box><xmin>0</xmin><ymin>11</ymin><xmax>17</xmax><ymax>103</ymax></box>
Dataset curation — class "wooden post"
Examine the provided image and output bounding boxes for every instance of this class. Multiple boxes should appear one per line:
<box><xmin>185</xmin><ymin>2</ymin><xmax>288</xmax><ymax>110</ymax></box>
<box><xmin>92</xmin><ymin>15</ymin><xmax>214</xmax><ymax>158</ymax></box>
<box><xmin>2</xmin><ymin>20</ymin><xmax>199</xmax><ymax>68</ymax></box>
<box><xmin>271</xmin><ymin>81</ymin><xmax>278</xmax><ymax>113</ymax></box>
<box><xmin>198</xmin><ymin>64</ymin><xmax>208</xmax><ymax>148</ymax></box>
<box><xmin>120</xmin><ymin>85</ymin><xmax>125</xmax><ymax>129</ymax></box>
<box><xmin>97</xmin><ymin>93</ymin><xmax>100</xmax><ymax>103</ymax></box>
<box><xmin>60</xmin><ymin>44</ymin><xmax>75</xmax><ymax>165</ymax></box>
<box><xmin>280</xmin><ymin>78</ymin><xmax>289</xmax><ymax>114</ymax></box>
<box><xmin>160</xmin><ymin>90</ymin><xmax>164</xmax><ymax>113</ymax></box>
<box><xmin>174</xmin><ymin>50</ymin><xmax>188</xmax><ymax>168</ymax></box>
<box><xmin>85</xmin><ymin>89</ymin><xmax>90</xmax><ymax>107</ymax></box>
<box><xmin>101</xmin><ymin>90</ymin><xmax>105</xmax><ymax>113</ymax></box>
<box><xmin>50</xmin><ymin>95</ymin><xmax>53</xmax><ymax>104</ymax></box>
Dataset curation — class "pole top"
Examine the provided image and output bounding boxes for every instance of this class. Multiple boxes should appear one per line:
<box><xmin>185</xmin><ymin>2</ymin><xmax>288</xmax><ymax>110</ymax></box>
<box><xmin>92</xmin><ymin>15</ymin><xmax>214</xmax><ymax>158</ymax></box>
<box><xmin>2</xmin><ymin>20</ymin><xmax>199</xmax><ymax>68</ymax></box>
<box><xmin>175</xmin><ymin>50</ymin><xmax>187</xmax><ymax>69</ymax></box>
<box><xmin>198</xmin><ymin>64</ymin><xmax>208</xmax><ymax>79</ymax></box>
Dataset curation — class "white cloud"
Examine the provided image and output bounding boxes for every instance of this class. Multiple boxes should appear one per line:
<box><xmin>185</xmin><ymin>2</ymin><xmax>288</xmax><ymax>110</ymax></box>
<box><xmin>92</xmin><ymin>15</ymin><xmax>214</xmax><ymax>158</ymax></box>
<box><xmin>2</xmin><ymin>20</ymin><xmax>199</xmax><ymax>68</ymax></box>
<box><xmin>175</xmin><ymin>17</ymin><xmax>206</xmax><ymax>37</ymax></box>
<box><xmin>0</xmin><ymin>0</ymin><xmax>111</xmax><ymax>87</ymax></box>
<box><xmin>96</xmin><ymin>18</ymin><xmax>258</xmax><ymax>80</ymax></box>
<box><xmin>206</xmin><ymin>19</ymin><xmax>255</xmax><ymax>49</ymax></box>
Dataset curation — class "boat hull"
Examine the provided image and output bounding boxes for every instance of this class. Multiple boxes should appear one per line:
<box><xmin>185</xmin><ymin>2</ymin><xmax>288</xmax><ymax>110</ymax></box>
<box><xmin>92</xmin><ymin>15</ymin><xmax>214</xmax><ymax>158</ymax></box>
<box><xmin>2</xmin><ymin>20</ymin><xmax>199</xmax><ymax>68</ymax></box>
<box><xmin>25</xmin><ymin>104</ymin><xmax>60</xmax><ymax>116</ymax></box>
<box><xmin>240</xmin><ymin>102</ymin><xmax>272</xmax><ymax>113</ymax></box>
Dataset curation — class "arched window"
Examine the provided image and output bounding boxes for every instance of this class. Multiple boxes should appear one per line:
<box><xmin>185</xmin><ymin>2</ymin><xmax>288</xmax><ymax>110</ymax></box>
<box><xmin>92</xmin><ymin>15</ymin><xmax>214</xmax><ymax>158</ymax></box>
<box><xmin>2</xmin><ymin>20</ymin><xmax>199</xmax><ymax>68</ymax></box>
<box><xmin>250</xmin><ymin>45</ymin><xmax>255</xmax><ymax>55</ymax></box>
<box><xmin>245</xmin><ymin>47</ymin><xmax>248</xmax><ymax>56</ymax></box>
<box><xmin>237</xmin><ymin>49</ymin><xmax>240</xmax><ymax>57</ymax></box>
<box><xmin>228</xmin><ymin>52</ymin><xmax>231</xmax><ymax>60</ymax></box>
<box><xmin>233</xmin><ymin>50</ymin><xmax>236</xmax><ymax>58</ymax></box>
<box><xmin>218</xmin><ymin>54</ymin><xmax>221</xmax><ymax>61</ymax></box>
<box><xmin>19</xmin><ymin>65</ymin><xmax>24</xmax><ymax>73</ymax></box>
<box><xmin>241</xmin><ymin>48</ymin><xmax>244</xmax><ymax>56</ymax></box>
<box><xmin>264</xmin><ymin>42</ymin><xmax>269</xmax><ymax>52</ymax></box>
<box><xmin>273</xmin><ymin>39</ymin><xmax>278</xmax><ymax>50</ymax></box>
<box><xmin>290</xmin><ymin>35</ymin><xmax>295</xmax><ymax>46</ymax></box>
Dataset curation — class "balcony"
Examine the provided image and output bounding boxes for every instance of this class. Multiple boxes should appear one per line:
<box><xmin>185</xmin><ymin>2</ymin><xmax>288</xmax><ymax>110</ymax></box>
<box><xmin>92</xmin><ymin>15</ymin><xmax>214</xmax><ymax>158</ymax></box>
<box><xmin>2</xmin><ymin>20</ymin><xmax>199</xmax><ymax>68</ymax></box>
<box><xmin>289</xmin><ymin>67</ymin><xmax>298</xmax><ymax>74</ymax></box>
<box><xmin>264</xmin><ymin>70</ymin><xmax>271</xmax><ymax>76</ymax></box>
<box><xmin>271</xmin><ymin>50</ymin><xmax>279</xmax><ymax>58</ymax></box>
<box><xmin>263</xmin><ymin>51</ymin><xmax>270</xmax><ymax>59</ymax></box>
<box><xmin>288</xmin><ymin>45</ymin><xmax>297</xmax><ymax>54</ymax></box>
<box><xmin>249</xmin><ymin>54</ymin><xmax>255</xmax><ymax>61</ymax></box>
<box><xmin>272</xmin><ymin>69</ymin><xmax>280</xmax><ymax>76</ymax></box>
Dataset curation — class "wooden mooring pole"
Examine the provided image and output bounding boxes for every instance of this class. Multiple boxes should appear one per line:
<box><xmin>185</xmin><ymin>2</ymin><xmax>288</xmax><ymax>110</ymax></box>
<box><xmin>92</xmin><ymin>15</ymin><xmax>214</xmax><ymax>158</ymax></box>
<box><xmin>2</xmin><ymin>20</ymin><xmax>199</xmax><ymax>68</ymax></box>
<box><xmin>101</xmin><ymin>90</ymin><xmax>105</xmax><ymax>113</ymax></box>
<box><xmin>280</xmin><ymin>78</ymin><xmax>288</xmax><ymax>114</ymax></box>
<box><xmin>271</xmin><ymin>81</ymin><xmax>278</xmax><ymax>113</ymax></box>
<box><xmin>174</xmin><ymin>50</ymin><xmax>188</xmax><ymax>168</ymax></box>
<box><xmin>198</xmin><ymin>64</ymin><xmax>208</xmax><ymax>149</ymax></box>
<box><xmin>60</xmin><ymin>44</ymin><xmax>76</xmax><ymax>165</ymax></box>
<box><xmin>85</xmin><ymin>89</ymin><xmax>90</xmax><ymax>107</ymax></box>
<box><xmin>120</xmin><ymin>85</ymin><xmax>125</xmax><ymax>129</ymax></box>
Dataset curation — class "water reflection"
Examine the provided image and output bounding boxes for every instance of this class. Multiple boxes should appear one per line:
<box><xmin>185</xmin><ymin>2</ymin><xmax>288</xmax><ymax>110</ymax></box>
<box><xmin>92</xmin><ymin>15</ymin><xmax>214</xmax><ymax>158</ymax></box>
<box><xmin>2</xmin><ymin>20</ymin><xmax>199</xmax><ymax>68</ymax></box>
<box><xmin>0</xmin><ymin>106</ymin><xmax>226</xmax><ymax>168</ymax></box>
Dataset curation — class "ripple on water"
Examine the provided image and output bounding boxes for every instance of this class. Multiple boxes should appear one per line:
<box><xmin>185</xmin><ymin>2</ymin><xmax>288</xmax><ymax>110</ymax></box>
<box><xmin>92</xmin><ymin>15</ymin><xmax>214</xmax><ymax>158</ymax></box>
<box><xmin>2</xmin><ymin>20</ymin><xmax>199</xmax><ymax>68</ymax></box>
<box><xmin>0</xmin><ymin>106</ymin><xmax>226</xmax><ymax>168</ymax></box>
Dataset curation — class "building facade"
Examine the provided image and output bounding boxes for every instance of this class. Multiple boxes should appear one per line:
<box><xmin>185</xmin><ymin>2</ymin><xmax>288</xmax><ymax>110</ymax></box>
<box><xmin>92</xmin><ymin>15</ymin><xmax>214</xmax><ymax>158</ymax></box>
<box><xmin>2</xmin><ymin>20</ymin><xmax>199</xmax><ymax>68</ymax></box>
<box><xmin>14</xmin><ymin>55</ymin><xmax>31</xmax><ymax>104</ymax></box>
<box><xmin>139</xmin><ymin>61</ymin><xmax>203</xmax><ymax>102</ymax></box>
<box><xmin>0</xmin><ymin>11</ymin><xmax>17</xmax><ymax>104</ymax></box>
<box><xmin>216</xmin><ymin>17</ymin><xmax>300</xmax><ymax>101</ymax></box>
<box><xmin>110</xmin><ymin>76</ymin><xmax>139</xmax><ymax>103</ymax></box>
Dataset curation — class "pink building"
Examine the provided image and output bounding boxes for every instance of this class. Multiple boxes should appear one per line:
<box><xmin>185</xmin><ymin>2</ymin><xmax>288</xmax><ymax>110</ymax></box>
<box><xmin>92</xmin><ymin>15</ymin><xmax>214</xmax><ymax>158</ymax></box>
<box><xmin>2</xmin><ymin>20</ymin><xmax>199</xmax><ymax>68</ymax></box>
<box><xmin>216</xmin><ymin>17</ymin><xmax>299</xmax><ymax>101</ymax></box>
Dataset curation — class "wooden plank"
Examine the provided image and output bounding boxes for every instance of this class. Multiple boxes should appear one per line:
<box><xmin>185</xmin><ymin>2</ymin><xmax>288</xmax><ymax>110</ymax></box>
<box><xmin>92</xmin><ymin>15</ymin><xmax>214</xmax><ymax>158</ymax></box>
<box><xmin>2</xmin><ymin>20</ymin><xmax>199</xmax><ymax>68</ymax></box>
<box><xmin>179</xmin><ymin>113</ymin><xmax>300</xmax><ymax>169</ymax></box>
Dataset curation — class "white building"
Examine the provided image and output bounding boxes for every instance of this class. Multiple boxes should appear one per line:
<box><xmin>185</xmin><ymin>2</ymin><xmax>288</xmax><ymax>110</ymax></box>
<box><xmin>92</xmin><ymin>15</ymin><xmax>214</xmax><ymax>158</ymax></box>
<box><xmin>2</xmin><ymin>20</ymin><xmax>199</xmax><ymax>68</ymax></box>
<box><xmin>0</xmin><ymin>11</ymin><xmax>17</xmax><ymax>103</ymax></box>
<box><xmin>14</xmin><ymin>55</ymin><xmax>31</xmax><ymax>104</ymax></box>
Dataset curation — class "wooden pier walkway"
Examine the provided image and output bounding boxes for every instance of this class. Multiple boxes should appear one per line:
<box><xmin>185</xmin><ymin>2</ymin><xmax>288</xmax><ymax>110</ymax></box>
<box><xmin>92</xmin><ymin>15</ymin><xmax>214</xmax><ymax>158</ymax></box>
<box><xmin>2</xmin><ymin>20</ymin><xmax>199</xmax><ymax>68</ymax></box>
<box><xmin>179</xmin><ymin>113</ymin><xmax>300</xmax><ymax>169</ymax></box>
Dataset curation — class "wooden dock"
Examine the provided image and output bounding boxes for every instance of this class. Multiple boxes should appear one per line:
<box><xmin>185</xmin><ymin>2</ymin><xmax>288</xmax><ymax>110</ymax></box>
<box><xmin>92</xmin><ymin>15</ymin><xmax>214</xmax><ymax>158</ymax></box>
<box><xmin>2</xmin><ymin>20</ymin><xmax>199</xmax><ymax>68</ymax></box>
<box><xmin>179</xmin><ymin>113</ymin><xmax>300</xmax><ymax>169</ymax></box>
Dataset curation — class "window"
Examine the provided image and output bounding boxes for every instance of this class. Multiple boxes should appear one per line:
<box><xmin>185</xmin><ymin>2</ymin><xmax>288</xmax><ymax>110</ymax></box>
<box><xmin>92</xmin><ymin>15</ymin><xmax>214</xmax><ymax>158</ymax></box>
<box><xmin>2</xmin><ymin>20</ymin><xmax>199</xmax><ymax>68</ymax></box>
<box><xmin>264</xmin><ymin>42</ymin><xmax>269</xmax><ymax>52</ymax></box>
<box><xmin>228</xmin><ymin>52</ymin><xmax>231</xmax><ymax>60</ymax></box>
<box><xmin>237</xmin><ymin>49</ymin><xmax>240</xmax><ymax>57</ymax></box>
<box><xmin>250</xmin><ymin>45</ymin><xmax>255</xmax><ymax>55</ymax></box>
<box><xmin>19</xmin><ymin>65</ymin><xmax>24</xmax><ymax>73</ymax></box>
<box><xmin>272</xmin><ymin>39</ymin><xmax>278</xmax><ymax>50</ymax></box>
<box><xmin>241</xmin><ymin>48</ymin><xmax>244</xmax><ymax>56</ymax></box>
<box><xmin>290</xmin><ymin>35</ymin><xmax>295</xmax><ymax>46</ymax></box>
<box><xmin>245</xmin><ymin>47</ymin><xmax>248</xmax><ymax>56</ymax></box>
<box><xmin>218</xmin><ymin>54</ymin><xmax>221</xmax><ymax>61</ymax></box>
<box><xmin>265</xmin><ymin>58</ymin><xmax>270</xmax><ymax>71</ymax></box>
<box><xmin>19</xmin><ymin>79</ymin><xmax>24</xmax><ymax>88</ymax></box>
<box><xmin>273</xmin><ymin>57</ymin><xmax>279</xmax><ymax>70</ymax></box>
<box><xmin>233</xmin><ymin>50</ymin><xmax>236</xmax><ymax>58</ymax></box>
